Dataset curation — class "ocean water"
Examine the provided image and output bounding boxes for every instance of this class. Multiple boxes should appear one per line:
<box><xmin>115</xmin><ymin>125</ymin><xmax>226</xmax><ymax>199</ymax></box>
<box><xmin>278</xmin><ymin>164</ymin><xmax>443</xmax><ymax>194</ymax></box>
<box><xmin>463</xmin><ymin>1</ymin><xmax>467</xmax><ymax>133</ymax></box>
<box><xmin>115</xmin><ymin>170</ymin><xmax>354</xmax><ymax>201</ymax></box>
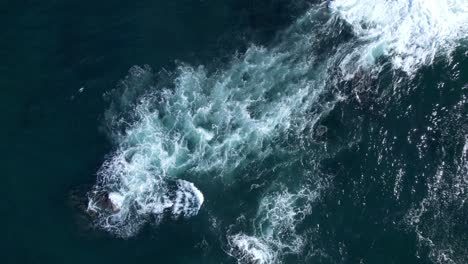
<box><xmin>1</xmin><ymin>0</ymin><xmax>467</xmax><ymax>264</ymax></box>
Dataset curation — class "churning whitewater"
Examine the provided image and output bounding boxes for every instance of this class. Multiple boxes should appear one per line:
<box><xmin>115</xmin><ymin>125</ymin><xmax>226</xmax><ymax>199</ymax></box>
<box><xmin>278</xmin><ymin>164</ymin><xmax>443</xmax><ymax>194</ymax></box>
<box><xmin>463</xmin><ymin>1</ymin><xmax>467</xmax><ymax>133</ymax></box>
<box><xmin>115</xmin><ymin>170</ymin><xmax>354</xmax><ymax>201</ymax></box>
<box><xmin>87</xmin><ymin>0</ymin><xmax>468</xmax><ymax>263</ymax></box>
<box><xmin>331</xmin><ymin>0</ymin><xmax>468</xmax><ymax>74</ymax></box>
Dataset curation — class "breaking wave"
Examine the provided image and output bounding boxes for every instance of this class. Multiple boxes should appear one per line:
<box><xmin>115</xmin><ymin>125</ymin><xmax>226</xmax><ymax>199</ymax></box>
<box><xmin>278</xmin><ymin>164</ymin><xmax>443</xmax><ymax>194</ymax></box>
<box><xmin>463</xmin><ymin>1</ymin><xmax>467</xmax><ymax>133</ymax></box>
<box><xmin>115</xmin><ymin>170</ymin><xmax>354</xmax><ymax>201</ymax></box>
<box><xmin>330</xmin><ymin>0</ymin><xmax>468</xmax><ymax>74</ymax></box>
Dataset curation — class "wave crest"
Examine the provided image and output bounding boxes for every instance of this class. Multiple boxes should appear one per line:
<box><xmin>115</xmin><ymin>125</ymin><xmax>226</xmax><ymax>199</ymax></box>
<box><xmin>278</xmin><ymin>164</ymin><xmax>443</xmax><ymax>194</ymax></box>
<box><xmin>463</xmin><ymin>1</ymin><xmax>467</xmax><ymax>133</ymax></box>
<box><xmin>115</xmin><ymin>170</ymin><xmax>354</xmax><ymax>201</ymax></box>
<box><xmin>331</xmin><ymin>0</ymin><xmax>468</xmax><ymax>73</ymax></box>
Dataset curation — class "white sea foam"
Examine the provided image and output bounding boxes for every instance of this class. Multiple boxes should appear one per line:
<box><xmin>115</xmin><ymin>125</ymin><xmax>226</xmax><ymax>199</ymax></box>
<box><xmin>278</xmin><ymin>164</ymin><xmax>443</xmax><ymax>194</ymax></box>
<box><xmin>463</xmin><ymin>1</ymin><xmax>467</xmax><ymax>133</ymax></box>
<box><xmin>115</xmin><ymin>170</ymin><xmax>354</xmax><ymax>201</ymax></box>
<box><xmin>331</xmin><ymin>0</ymin><xmax>468</xmax><ymax>73</ymax></box>
<box><xmin>88</xmin><ymin>5</ymin><xmax>342</xmax><ymax>237</ymax></box>
<box><xmin>228</xmin><ymin>184</ymin><xmax>323</xmax><ymax>263</ymax></box>
<box><xmin>255</xmin><ymin>188</ymin><xmax>315</xmax><ymax>252</ymax></box>
<box><xmin>462</xmin><ymin>136</ymin><xmax>468</xmax><ymax>173</ymax></box>
<box><xmin>228</xmin><ymin>234</ymin><xmax>276</xmax><ymax>264</ymax></box>
<box><xmin>172</xmin><ymin>180</ymin><xmax>204</xmax><ymax>218</ymax></box>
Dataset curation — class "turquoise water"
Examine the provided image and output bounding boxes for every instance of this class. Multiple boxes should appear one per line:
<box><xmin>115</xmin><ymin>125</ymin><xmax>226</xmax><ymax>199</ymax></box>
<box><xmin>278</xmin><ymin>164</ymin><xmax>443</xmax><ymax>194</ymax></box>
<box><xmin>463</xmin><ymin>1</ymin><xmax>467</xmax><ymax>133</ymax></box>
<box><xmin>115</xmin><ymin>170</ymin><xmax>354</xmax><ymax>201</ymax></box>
<box><xmin>1</xmin><ymin>1</ymin><xmax>467</xmax><ymax>263</ymax></box>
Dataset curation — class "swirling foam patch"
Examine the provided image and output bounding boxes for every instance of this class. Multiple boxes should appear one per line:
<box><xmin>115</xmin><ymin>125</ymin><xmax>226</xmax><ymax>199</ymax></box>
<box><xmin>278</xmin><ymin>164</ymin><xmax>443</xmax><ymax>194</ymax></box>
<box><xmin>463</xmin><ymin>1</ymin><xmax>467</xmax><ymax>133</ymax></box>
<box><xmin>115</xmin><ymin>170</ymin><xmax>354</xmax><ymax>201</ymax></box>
<box><xmin>87</xmin><ymin>7</ymin><xmax>341</xmax><ymax>237</ymax></box>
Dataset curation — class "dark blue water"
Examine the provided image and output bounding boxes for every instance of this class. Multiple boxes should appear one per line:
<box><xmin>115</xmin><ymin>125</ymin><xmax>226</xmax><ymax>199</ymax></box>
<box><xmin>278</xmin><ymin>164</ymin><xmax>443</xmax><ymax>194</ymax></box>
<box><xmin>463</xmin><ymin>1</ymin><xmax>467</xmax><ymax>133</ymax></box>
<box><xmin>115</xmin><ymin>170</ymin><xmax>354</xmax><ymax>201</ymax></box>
<box><xmin>1</xmin><ymin>1</ymin><xmax>467</xmax><ymax>264</ymax></box>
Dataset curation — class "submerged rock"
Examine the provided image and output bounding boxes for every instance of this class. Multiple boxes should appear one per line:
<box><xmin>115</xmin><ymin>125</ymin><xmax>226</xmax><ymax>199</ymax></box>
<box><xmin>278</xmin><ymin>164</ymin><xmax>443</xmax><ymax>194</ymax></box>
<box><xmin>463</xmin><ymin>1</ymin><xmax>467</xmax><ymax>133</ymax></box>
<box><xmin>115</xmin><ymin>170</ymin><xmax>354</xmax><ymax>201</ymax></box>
<box><xmin>107</xmin><ymin>192</ymin><xmax>124</xmax><ymax>212</ymax></box>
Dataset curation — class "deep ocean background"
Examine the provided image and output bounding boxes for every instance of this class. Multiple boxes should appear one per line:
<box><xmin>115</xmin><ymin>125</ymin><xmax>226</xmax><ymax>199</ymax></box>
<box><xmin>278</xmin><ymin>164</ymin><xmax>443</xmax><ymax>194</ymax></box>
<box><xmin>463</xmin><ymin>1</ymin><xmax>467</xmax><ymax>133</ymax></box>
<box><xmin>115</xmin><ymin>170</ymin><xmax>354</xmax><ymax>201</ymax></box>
<box><xmin>1</xmin><ymin>1</ymin><xmax>467</xmax><ymax>264</ymax></box>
